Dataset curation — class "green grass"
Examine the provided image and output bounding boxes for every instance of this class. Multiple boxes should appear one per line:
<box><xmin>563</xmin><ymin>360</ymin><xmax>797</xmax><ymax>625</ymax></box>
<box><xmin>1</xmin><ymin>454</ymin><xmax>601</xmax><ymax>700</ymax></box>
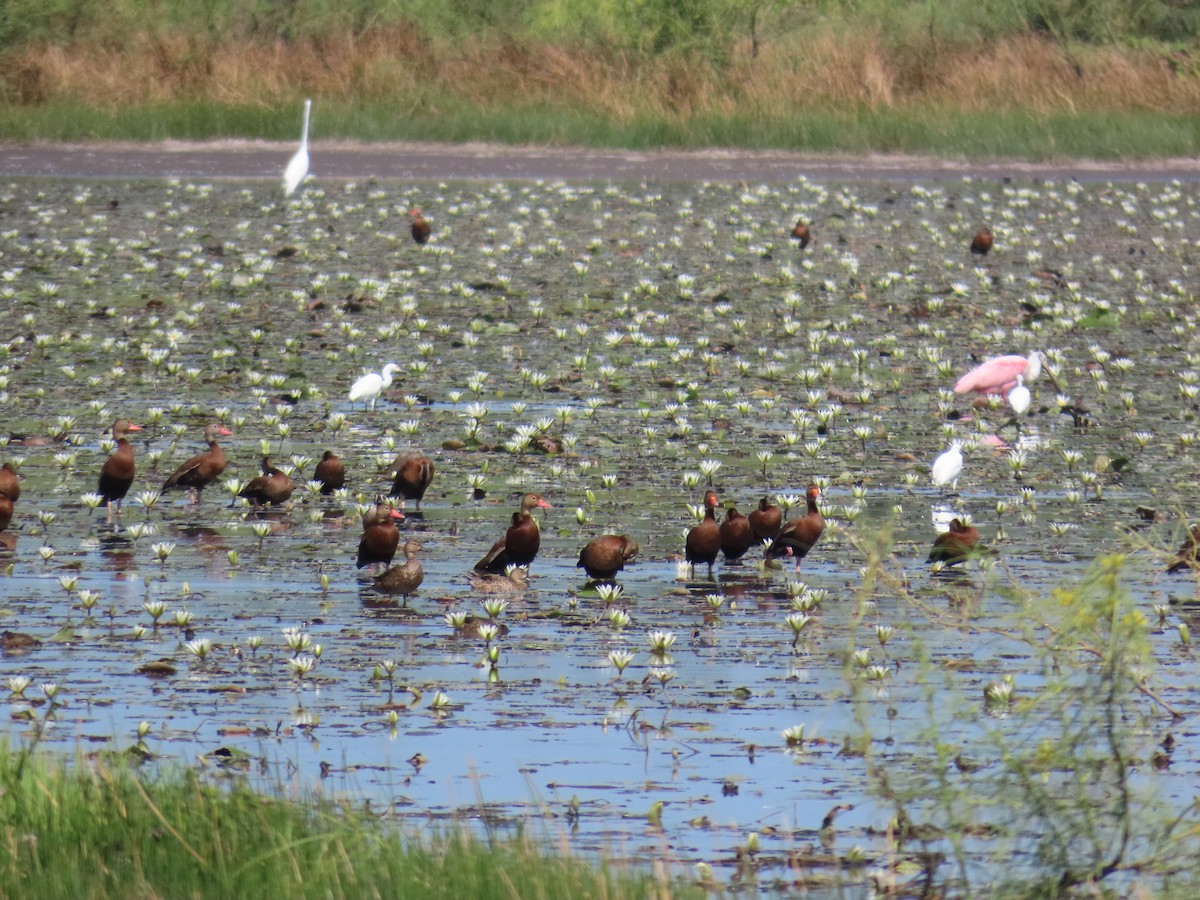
<box><xmin>1</xmin><ymin>101</ymin><xmax>1197</xmax><ymax>159</ymax></box>
<box><xmin>0</xmin><ymin>743</ymin><xmax>692</xmax><ymax>900</ymax></box>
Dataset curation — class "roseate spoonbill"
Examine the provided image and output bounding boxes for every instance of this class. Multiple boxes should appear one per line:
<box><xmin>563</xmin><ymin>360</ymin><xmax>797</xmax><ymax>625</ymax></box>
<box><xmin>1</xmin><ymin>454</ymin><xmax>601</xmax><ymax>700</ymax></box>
<box><xmin>1007</xmin><ymin>375</ymin><xmax>1031</xmax><ymax>416</ymax></box>
<box><xmin>348</xmin><ymin>363</ymin><xmax>401</xmax><ymax>411</ymax></box>
<box><xmin>932</xmin><ymin>442</ymin><xmax>963</xmax><ymax>490</ymax></box>
<box><xmin>954</xmin><ymin>352</ymin><xmax>1044</xmax><ymax>396</ymax></box>
<box><xmin>475</xmin><ymin>493</ymin><xmax>551</xmax><ymax>574</ymax></box>
<box><xmin>970</xmin><ymin>227</ymin><xmax>993</xmax><ymax>256</ymax></box>
<box><xmin>283</xmin><ymin>98</ymin><xmax>312</xmax><ymax>197</ymax></box>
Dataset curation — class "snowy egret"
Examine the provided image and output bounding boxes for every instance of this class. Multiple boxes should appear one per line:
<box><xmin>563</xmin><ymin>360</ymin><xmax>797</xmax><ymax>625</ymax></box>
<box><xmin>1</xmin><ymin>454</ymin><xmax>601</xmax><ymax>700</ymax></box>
<box><xmin>348</xmin><ymin>363</ymin><xmax>401</xmax><ymax>411</ymax></box>
<box><xmin>932</xmin><ymin>442</ymin><xmax>964</xmax><ymax>490</ymax></box>
<box><xmin>283</xmin><ymin>98</ymin><xmax>312</xmax><ymax>197</ymax></box>
<box><xmin>1008</xmin><ymin>374</ymin><xmax>1031</xmax><ymax>416</ymax></box>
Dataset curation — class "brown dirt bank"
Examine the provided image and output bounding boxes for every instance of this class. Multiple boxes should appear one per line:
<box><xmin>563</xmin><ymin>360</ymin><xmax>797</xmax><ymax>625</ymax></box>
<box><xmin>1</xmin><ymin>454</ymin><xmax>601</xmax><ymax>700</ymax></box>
<box><xmin>2</xmin><ymin>140</ymin><xmax>1199</xmax><ymax>182</ymax></box>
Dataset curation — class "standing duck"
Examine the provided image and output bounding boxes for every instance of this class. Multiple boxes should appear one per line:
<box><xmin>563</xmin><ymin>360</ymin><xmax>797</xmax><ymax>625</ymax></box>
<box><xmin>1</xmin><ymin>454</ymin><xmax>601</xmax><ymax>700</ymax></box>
<box><xmin>790</xmin><ymin>219</ymin><xmax>812</xmax><ymax>249</ymax></box>
<box><xmin>357</xmin><ymin>496</ymin><xmax>404</xmax><ymax>571</ymax></box>
<box><xmin>410</xmin><ymin>208</ymin><xmax>432</xmax><ymax>245</ymax></box>
<box><xmin>0</xmin><ymin>493</ymin><xmax>12</xmax><ymax>532</ymax></box>
<box><xmin>577</xmin><ymin>534</ymin><xmax>639</xmax><ymax>582</ymax></box>
<box><xmin>719</xmin><ymin>505</ymin><xmax>754</xmax><ymax>563</ymax></box>
<box><xmin>970</xmin><ymin>227</ymin><xmax>994</xmax><ymax>257</ymax></box>
<box><xmin>389</xmin><ymin>452</ymin><xmax>435</xmax><ymax>510</ymax></box>
<box><xmin>685</xmin><ymin>490</ymin><xmax>721</xmax><ymax>577</ymax></box>
<box><xmin>927</xmin><ymin>518</ymin><xmax>980</xmax><ymax>567</ymax></box>
<box><xmin>0</xmin><ymin>462</ymin><xmax>20</xmax><ymax>502</ymax></box>
<box><xmin>162</xmin><ymin>424</ymin><xmax>233</xmax><ymax>505</ymax></box>
<box><xmin>749</xmin><ymin>496</ymin><xmax>783</xmax><ymax>543</ymax></box>
<box><xmin>474</xmin><ymin>493</ymin><xmax>551</xmax><ymax>575</ymax></box>
<box><xmin>98</xmin><ymin>419</ymin><xmax>142</xmax><ymax>518</ymax></box>
<box><xmin>374</xmin><ymin>539</ymin><xmax>424</xmax><ymax>604</ymax></box>
<box><xmin>1167</xmin><ymin>525</ymin><xmax>1200</xmax><ymax>573</ymax></box>
<box><xmin>238</xmin><ymin>457</ymin><xmax>294</xmax><ymax>508</ymax></box>
<box><xmin>313</xmin><ymin>450</ymin><xmax>345</xmax><ymax>495</ymax></box>
<box><xmin>767</xmin><ymin>484</ymin><xmax>824</xmax><ymax>571</ymax></box>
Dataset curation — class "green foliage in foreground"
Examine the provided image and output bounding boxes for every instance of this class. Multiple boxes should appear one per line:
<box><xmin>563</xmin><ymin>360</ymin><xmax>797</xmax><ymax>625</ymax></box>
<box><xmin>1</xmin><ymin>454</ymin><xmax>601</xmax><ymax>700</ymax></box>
<box><xmin>0</xmin><ymin>745</ymin><xmax>688</xmax><ymax>900</ymax></box>
<box><xmin>1</xmin><ymin>101</ymin><xmax>1197</xmax><ymax>160</ymax></box>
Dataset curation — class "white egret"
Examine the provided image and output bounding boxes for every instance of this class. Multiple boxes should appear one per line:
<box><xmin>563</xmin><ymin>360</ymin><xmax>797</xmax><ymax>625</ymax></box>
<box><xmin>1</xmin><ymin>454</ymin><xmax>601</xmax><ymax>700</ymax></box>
<box><xmin>349</xmin><ymin>363</ymin><xmax>401</xmax><ymax>411</ymax></box>
<box><xmin>1007</xmin><ymin>374</ymin><xmax>1031</xmax><ymax>416</ymax></box>
<box><xmin>283</xmin><ymin>98</ymin><xmax>312</xmax><ymax>197</ymax></box>
<box><xmin>932</xmin><ymin>442</ymin><xmax>963</xmax><ymax>491</ymax></box>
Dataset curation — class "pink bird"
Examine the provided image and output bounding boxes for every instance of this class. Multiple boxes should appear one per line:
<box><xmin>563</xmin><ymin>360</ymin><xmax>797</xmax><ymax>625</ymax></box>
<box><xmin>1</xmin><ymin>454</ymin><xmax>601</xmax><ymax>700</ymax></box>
<box><xmin>954</xmin><ymin>352</ymin><xmax>1044</xmax><ymax>396</ymax></box>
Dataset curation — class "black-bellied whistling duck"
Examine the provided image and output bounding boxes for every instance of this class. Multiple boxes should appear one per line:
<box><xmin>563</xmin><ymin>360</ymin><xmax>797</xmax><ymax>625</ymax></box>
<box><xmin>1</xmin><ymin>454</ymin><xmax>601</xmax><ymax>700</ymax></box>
<box><xmin>719</xmin><ymin>505</ymin><xmax>753</xmax><ymax>563</ymax></box>
<box><xmin>357</xmin><ymin>496</ymin><xmax>404</xmax><ymax>571</ymax></box>
<box><xmin>98</xmin><ymin>419</ymin><xmax>142</xmax><ymax>517</ymax></box>
<box><xmin>389</xmin><ymin>452</ymin><xmax>435</xmax><ymax>509</ymax></box>
<box><xmin>162</xmin><ymin>424</ymin><xmax>233</xmax><ymax>504</ymax></box>
<box><xmin>0</xmin><ymin>462</ymin><xmax>20</xmax><ymax>502</ymax></box>
<box><xmin>238</xmin><ymin>457</ymin><xmax>294</xmax><ymax>507</ymax></box>
<box><xmin>313</xmin><ymin>450</ymin><xmax>345</xmax><ymax>495</ymax></box>
<box><xmin>970</xmin><ymin>227</ymin><xmax>994</xmax><ymax>256</ymax></box>
<box><xmin>374</xmin><ymin>539</ymin><xmax>424</xmax><ymax>604</ymax></box>
<box><xmin>475</xmin><ymin>493</ymin><xmax>551</xmax><ymax>575</ymax></box>
<box><xmin>0</xmin><ymin>493</ymin><xmax>11</xmax><ymax>532</ymax></box>
<box><xmin>927</xmin><ymin>518</ymin><xmax>980</xmax><ymax>567</ymax></box>
<box><xmin>748</xmin><ymin>496</ymin><xmax>782</xmax><ymax>543</ymax></box>
<box><xmin>767</xmin><ymin>484</ymin><xmax>824</xmax><ymax>571</ymax></box>
<box><xmin>791</xmin><ymin>219</ymin><xmax>812</xmax><ymax>249</ymax></box>
<box><xmin>685</xmin><ymin>490</ymin><xmax>721</xmax><ymax>577</ymax></box>
<box><xmin>577</xmin><ymin>534</ymin><xmax>639</xmax><ymax>582</ymax></box>
<box><xmin>410</xmin><ymin>208</ymin><xmax>431</xmax><ymax>245</ymax></box>
<box><xmin>1167</xmin><ymin>525</ymin><xmax>1200</xmax><ymax>573</ymax></box>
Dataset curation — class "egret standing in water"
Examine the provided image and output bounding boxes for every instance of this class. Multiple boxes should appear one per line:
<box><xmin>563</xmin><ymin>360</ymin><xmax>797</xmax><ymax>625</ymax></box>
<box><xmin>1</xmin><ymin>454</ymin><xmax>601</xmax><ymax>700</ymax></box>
<box><xmin>932</xmin><ymin>442</ymin><xmax>964</xmax><ymax>492</ymax></box>
<box><xmin>348</xmin><ymin>363</ymin><xmax>401</xmax><ymax>411</ymax></box>
<box><xmin>283</xmin><ymin>98</ymin><xmax>312</xmax><ymax>197</ymax></box>
<box><xmin>1007</xmin><ymin>374</ymin><xmax>1031</xmax><ymax>416</ymax></box>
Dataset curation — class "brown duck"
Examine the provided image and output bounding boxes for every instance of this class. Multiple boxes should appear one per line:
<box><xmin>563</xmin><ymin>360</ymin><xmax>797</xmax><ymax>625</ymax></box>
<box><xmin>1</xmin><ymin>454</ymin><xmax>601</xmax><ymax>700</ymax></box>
<box><xmin>790</xmin><ymin>219</ymin><xmax>812</xmax><ymax>249</ymax></box>
<box><xmin>766</xmin><ymin>484</ymin><xmax>824</xmax><ymax>571</ymax></box>
<box><xmin>374</xmin><ymin>540</ymin><xmax>424</xmax><ymax>604</ymax></box>
<box><xmin>748</xmin><ymin>496</ymin><xmax>782</xmax><ymax>543</ymax></box>
<box><xmin>313</xmin><ymin>450</ymin><xmax>345</xmax><ymax>495</ymax></box>
<box><xmin>1167</xmin><ymin>525</ymin><xmax>1200</xmax><ymax>573</ymax></box>
<box><xmin>468</xmin><ymin>567</ymin><xmax>530</xmax><ymax>593</ymax></box>
<box><xmin>0</xmin><ymin>493</ymin><xmax>12</xmax><ymax>532</ymax></box>
<box><xmin>238</xmin><ymin>457</ymin><xmax>294</xmax><ymax>507</ymax></box>
<box><xmin>475</xmin><ymin>493</ymin><xmax>551</xmax><ymax>575</ymax></box>
<box><xmin>357</xmin><ymin>497</ymin><xmax>404</xmax><ymax>571</ymax></box>
<box><xmin>719</xmin><ymin>505</ymin><xmax>754</xmax><ymax>563</ymax></box>
<box><xmin>389</xmin><ymin>451</ymin><xmax>435</xmax><ymax>509</ymax></box>
<box><xmin>98</xmin><ymin>419</ymin><xmax>142</xmax><ymax>516</ymax></box>
<box><xmin>0</xmin><ymin>462</ymin><xmax>20</xmax><ymax>502</ymax></box>
<box><xmin>685</xmin><ymin>490</ymin><xmax>721</xmax><ymax>576</ymax></box>
<box><xmin>410</xmin><ymin>208</ymin><xmax>432</xmax><ymax>245</ymax></box>
<box><xmin>970</xmin><ymin>227</ymin><xmax>994</xmax><ymax>256</ymax></box>
<box><xmin>927</xmin><ymin>518</ymin><xmax>980</xmax><ymax>566</ymax></box>
<box><xmin>577</xmin><ymin>534</ymin><xmax>639</xmax><ymax>582</ymax></box>
<box><xmin>162</xmin><ymin>423</ymin><xmax>233</xmax><ymax>504</ymax></box>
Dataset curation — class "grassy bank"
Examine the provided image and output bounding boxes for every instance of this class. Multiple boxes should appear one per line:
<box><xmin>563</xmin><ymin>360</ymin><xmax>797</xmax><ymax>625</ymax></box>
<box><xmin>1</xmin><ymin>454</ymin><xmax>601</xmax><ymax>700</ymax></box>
<box><xmin>0</xmin><ymin>2</ymin><xmax>1198</xmax><ymax>156</ymax></box>
<box><xmin>0</xmin><ymin>744</ymin><xmax>689</xmax><ymax>899</ymax></box>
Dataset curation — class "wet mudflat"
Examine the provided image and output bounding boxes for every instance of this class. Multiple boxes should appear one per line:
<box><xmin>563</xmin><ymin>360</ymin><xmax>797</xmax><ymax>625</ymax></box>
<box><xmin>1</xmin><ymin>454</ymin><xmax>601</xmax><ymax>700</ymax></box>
<box><xmin>0</xmin><ymin>171</ymin><xmax>1199</xmax><ymax>894</ymax></box>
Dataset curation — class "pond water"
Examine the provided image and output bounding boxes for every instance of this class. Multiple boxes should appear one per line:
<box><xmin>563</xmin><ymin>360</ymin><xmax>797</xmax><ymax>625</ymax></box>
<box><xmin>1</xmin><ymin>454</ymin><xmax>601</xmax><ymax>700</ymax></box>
<box><xmin>1</xmin><ymin>171</ymin><xmax>1199</xmax><ymax>893</ymax></box>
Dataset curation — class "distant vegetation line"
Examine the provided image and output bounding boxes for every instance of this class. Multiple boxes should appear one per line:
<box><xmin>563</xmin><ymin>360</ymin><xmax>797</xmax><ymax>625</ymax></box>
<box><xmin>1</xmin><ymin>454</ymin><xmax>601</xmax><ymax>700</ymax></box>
<box><xmin>0</xmin><ymin>0</ymin><xmax>1197</xmax><ymax>156</ymax></box>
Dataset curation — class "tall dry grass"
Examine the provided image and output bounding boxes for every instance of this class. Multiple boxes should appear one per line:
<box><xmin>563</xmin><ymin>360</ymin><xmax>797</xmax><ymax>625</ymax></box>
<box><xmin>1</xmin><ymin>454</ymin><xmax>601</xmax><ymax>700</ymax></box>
<box><xmin>3</xmin><ymin>29</ymin><xmax>1196</xmax><ymax>118</ymax></box>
